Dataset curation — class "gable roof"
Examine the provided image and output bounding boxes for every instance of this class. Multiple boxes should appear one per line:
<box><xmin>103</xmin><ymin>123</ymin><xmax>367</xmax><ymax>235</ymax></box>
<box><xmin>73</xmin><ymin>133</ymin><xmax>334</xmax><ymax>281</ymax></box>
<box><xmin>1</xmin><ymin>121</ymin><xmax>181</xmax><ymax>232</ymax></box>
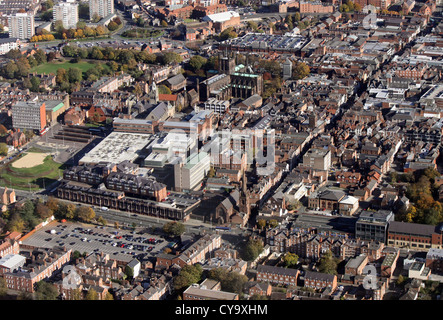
<box><xmin>257</xmin><ymin>264</ymin><xmax>300</xmax><ymax>277</ymax></box>
<box><xmin>304</xmin><ymin>270</ymin><xmax>336</xmax><ymax>282</ymax></box>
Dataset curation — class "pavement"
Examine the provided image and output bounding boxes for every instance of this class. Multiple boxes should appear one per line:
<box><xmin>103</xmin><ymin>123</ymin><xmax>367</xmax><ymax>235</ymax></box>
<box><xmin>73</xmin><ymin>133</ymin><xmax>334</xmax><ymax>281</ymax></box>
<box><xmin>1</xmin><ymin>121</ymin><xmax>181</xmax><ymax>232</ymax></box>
<box><xmin>20</xmin><ymin>220</ymin><xmax>170</xmax><ymax>263</ymax></box>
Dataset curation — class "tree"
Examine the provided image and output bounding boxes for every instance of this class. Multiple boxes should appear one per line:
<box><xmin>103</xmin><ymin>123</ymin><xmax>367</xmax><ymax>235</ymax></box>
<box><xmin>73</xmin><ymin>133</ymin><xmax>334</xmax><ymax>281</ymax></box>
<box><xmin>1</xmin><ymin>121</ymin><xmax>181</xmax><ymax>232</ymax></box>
<box><xmin>208</xmin><ymin>268</ymin><xmax>247</xmax><ymax>294</ymax></box>
<box><xmin>220</xmin><ymin>27</ymin><xmax>237</xmax><ymax>41</ymax></box>
<box><xmin>144</xmin><ymin>53</ymin><xmax>157</xmax><ymax>64</ymax></box>
<box><xmin>16</xmin><ymin>57</ymin><xmax>31</xmax><ymax>78</ymax></box>
<box><xmin>95</xmin><ymin>25</ymin><xmax>107</xmax><ymax>36</ymax></box>
<box><xmin>23</xmin><ymin>77</ymin><xmax>32</xmax><ymax>90</ymax></box>
<box><xmin>104</xmin><ymin>292</ymin><xmax>114</xmax><ymax>300</ymax></box>
<box><xmin>35</xmin><ymin>281</ymin><xmax>59</xmax><ymax>300</ymax></box>
<box><xmin>396</xmin><ymin>274</ymin><xmax>406</xmax><ymax>286</ymax></box>
<box><xmin>34</xmin><ymin>49</ymin><xmax>47</xmax><ymax>64</ymax></box>
<box><xmin>69</xmin><ymin>288</ymin><xmax>83</xmax><ymax>300</ymax></box>
<box><xmin>125</xmin><ymin>265</ymin><xmax>134</xmax><ymax>279</ymax></box>
<box><xmin>242</xmin><ymin>238</ymin><xmax>263</xmax><ymax>261</ymax></box>
<box><xmin>5</xmin><ymin>49</ymin><xmax>22</xmax><ymax>60</ymax></box>
<box><xmin>85</xmin><ymin>288</ymin><xmax>99</xmax><ymax>300</ymax></box>
<box><xmin>97</xmin><ymin>216</ymin><xmax>107</xmax><ymax>226</ymax></box>
<box><xmin>107</xmin><ymin>61</ymin><xmax>119</xmax><ymax>72</ymax></box>
<box><xmin>56</xmin><ymin>68</ymin><xmax>68</xmax><ymax>84</ymax></box>
<box><xmin>4</xmin><ymin>61</ymin><xmax>18</xmax><ymax>79</ymax></box>
<box><xmin>90</xmin><ymin>47</ymin><xmax>104</xmax><ymax>60</ymax></box>
<box><xmin>133</xmin><ymin>82</ymin><xmax>144</xmax><ymax>97</ymax></box>
<box><xmin>163</xmin><ymin>221</ymin><xmax>185</xmax><ymax>237</ymax></box>
<box><xmin>158</xmin><ymin>84</ymin><xmax>172</xmax><ymax>95</ymax></box>
<box><xmin>107</xmin><ymin>21</ymin><xmax>119</xmax><ymax>31</ymax></box>
<box><xmin>27</xmin><ymin>56</ymin><xmax>38</xmax><ymax>68</ymax></box>
<box><xmin>67</xmin><ymin>67</ymin><xmax>83</xmax><ymax>83</ymax></box>
<box><xmin>250</xmin><ymin>293</ymin><xmax>268</xmax><ymax>300</ymax></box>
<box><xmin>173</xmin><ymin>264</ymin><xmax>203</xmax><ymax>291</ymax></box>
<box><xmin>317</xmin><ymin>250</ymin><xmax>339</xmax><ymax>275</ymax></box>
<box><xmin>45</xmin><ymin>0</ymin><xmax>54</xmax><ymax>9</ymax></box>
<box><xmin>17</xmin><ymin>291</ymin><xmax>33</xmax><ymax>300</ymax></box>
<box><xmin>257</xmin><ymin>219</ymin><xmax>266</xmax><ymax>230</ymax></box>
<box><xmin>75</xmin><ymin>206</ymin><xmax>95</xmax><ymax>222</ymax></box>
<box><xmin>30</xmin><ymin>76</ymin><xmax>41</xmax><ymax>92</ymax></box>
<box><xmin>35</xmin><ymin>203</ymin><xmax>53</xmax><ymax>220</ymax></box>
<box><xmin>283</xmin><ymin>252</ymin><xmax>299</xmax><ymax>268</ymax></box>
<box><xmin>207</xmin><ymin>167</ymin><xmax>216</xmax><ymax>178</ymax></box>
<box><xmin>0</xmin><ymin>143</ymin><xmax>8</xmax><ymax>156</ymax></box>
<box><xmin>0</xmin><ymin>124</ymin><xmax>7</xmax><ymax>136</ymax></box>
<box><xmin>0</xmin><ymin>278</ymin><xmax>7</xmax><ymax>297</ymax></box>
<box><xmin>161</xmin><ymin>52</ymin><xmax>183</xmax><ymax>65</ymax></box>
<box><xmin>189</xmin><ymin>55</ymin><xmax>207</xmax><ymax>72</ymax></box>
<box><xmin>23</xmin><ymin>129</ymin><xmax>35</xmax><ymax>141</ymax></box>
<box><xmin>293</xmin><ymin>62</ymin><xmax>310</xmax><ymax>80</ymax></box>
<box><xmin>220</xmin><ymin>271</ymin><xmax>247</xmax><ymax>294</ymax></box>
<box><xmin>55</xmin><ymin>202</ymin><xmax>76</xmax><ymax>220</ymax></box>
<box><xmin>92</xmin><ymin>13</ymin><xmax>101</xmax><ymax>23</ymax></box>
<box><xmin>62</xmin><ymin>45</ymin><xmax>77</xmax><ymax>57</ymax></box>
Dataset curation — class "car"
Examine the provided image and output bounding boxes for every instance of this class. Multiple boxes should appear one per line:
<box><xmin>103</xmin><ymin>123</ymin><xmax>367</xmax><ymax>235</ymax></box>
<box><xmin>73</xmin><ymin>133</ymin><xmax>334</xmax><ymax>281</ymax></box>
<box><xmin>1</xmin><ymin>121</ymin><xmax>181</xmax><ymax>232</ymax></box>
<box><xmin>70</xmin><ymin>242</ymin><xmax>76</xmax><ymax>245</ymax></box>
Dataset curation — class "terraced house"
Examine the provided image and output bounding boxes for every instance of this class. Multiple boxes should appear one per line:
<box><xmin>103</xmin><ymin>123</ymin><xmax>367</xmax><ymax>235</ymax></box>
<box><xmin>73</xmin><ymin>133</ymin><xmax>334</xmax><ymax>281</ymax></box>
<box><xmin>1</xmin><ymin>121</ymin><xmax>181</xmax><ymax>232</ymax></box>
<box><xmin>256</xmin><ymin>264</ymin><xmax>300</xmax><ymax>286</ymax></box>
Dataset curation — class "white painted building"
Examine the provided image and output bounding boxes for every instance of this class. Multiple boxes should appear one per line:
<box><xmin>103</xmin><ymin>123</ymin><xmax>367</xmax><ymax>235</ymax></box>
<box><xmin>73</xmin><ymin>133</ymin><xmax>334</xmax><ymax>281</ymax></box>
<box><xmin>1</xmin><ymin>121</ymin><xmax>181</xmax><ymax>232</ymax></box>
<box><xmin>53</xmin><ymin>0</ymin><xmax>79</xmax><ymax>29</ymax></box>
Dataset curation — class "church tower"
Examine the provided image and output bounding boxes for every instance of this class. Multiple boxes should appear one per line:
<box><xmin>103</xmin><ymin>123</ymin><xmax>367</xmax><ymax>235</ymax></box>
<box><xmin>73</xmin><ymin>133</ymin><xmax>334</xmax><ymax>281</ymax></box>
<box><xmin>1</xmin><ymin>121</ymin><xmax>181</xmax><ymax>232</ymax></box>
<box><xmin>149</xmin><ymin>81</ymin><xmax>159</xmax><ymax>104</ymax></box>
<box><xmin>238</xmin><ymin>171</ymin><xmax>251</xmax><ymax>218</ymax></box>
<box><xmin>219</xmin><ymin>50</ymin><xmax>236</xmax><ymax>75</ymax></box>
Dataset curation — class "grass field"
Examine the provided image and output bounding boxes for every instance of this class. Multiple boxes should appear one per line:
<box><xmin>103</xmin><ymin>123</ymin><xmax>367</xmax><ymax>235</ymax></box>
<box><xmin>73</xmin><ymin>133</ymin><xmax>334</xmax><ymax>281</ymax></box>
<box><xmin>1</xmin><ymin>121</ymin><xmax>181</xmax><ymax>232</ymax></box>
<box><xmin>0</xmin><ymin>152</ymin><xmax>67</xmax><ymax>191</ymax></box>
<box><xmin>31</xmin><ymin>59</ymin><xmax>109</xmax><ymax>75</ymax></box>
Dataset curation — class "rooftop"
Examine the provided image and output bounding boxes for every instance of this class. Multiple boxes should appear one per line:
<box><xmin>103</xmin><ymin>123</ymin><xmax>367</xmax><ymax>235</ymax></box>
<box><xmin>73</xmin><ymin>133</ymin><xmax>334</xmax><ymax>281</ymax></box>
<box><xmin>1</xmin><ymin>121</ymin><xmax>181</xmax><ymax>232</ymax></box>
<box><xmin>79</xmin><ymin>132</ymin><xmax>154</xmax><ymax>165</ymax></box>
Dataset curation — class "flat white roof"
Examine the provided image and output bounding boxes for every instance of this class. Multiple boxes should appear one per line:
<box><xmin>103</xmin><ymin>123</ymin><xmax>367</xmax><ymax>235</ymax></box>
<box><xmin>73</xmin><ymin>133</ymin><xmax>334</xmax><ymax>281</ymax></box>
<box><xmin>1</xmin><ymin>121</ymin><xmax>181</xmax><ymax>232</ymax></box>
<box><xmin>79</xmin><ymin>132</ymin><xmax>154</xmax><ymax>164</ymax></box>
<box><xmin>0</xmin><ymin>254</ymin><xmax>26</xmax><ymax>269</ymax></box>
<box><xmin>203</xmin><ymin>11</ymin><xmax>239</xmax><ymax>23</ymax></box>
<box><xmin>339</xmin><ymin>195</ymin><xmax>359</xmax><ymax>205</ymax></box>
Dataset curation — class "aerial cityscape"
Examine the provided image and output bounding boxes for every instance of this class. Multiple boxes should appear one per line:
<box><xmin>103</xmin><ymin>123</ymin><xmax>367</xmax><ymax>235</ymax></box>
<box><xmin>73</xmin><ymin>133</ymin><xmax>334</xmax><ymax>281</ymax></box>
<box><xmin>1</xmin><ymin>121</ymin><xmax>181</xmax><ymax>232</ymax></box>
<box><xmin>0</xmin><ymin>0</ymin><xmax>441</xmax><ymax>306</ymax></box>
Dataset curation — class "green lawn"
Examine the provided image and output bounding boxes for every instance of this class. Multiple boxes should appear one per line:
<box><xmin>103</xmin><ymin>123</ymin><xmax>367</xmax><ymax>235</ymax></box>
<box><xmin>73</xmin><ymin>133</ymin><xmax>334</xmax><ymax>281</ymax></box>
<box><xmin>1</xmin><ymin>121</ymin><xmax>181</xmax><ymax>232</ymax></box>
<box><xmin>31</xmin><ymin>60</ymin><xmax>108</xmax><ymax>75</ymax></box>
<box><xmin>0</xmin><ymin>153</ymin><xmax>67</xmax><ymax>191</ymax></box>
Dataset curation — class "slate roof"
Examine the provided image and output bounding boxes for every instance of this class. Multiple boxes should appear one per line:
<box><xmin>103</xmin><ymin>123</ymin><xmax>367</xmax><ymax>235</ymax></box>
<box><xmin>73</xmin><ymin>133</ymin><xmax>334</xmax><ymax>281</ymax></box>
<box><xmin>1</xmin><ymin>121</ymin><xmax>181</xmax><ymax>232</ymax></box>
<box><xmin>257</xmin><ymin>264</ymin><xmax>300</xmax><ymax>277</ymax></box>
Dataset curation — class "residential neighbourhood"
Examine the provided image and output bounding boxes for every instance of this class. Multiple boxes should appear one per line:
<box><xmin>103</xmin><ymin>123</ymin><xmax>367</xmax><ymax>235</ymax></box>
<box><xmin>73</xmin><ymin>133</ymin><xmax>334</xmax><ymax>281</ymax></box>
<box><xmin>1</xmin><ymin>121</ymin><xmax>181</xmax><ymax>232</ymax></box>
<box><xmin>0</xmin><ymin>0</ymin><xmax>441</xmax><ymax>306</ymax></box>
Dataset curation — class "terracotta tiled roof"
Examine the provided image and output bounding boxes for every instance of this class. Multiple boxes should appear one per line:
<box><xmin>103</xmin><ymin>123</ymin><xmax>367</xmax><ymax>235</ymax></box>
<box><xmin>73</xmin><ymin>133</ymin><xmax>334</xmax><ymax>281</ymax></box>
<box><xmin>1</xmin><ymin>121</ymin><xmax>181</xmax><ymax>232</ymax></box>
<box><xmin>158</xmin><ymin>94</ymin><xmax>177</xmax><ymax>102</ymax></box>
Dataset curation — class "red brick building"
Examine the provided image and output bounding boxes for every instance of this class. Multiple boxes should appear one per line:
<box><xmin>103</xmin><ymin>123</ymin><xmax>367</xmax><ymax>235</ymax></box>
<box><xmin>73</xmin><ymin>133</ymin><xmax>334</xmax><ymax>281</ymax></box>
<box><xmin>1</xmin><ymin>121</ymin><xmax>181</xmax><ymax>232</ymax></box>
<box><xmin>304</xmin><ymin>270</ymin><xmax>337</xmax><ymax>291</ymax></box>
<box><xmin>3</xmin><ymin>248</ymin><xmax>72</xmax><ymax>293</ymax></box>
<box><xmin>387</xmin><ymin>221</ymin><xmax>443</xmax><ymax>250</ymax></box>
<box><xmin>256</xmin><ymin>264</ymin><xmax>299</xmax><ymax>286</ymax></box>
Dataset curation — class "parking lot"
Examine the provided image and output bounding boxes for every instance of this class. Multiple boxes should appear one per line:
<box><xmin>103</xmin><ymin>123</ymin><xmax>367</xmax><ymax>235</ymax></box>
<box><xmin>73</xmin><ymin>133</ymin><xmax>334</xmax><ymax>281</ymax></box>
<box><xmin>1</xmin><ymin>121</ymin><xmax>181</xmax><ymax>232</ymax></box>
<box><xmin>20</xmin><ymin>221</ymin><xmax>169</xmax><ymax>262</ymax></box>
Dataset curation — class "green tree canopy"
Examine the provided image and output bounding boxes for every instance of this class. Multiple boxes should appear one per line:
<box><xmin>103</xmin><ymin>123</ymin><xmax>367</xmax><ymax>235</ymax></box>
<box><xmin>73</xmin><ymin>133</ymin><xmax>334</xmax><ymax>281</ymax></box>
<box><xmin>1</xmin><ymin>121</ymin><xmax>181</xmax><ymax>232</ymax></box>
<box><xmin>241</xmin><ymin>238</ymin><xmax>263</xmax><ymax>261</ymax></box>
<box><xmin>173</xmin><ymin>264</ymin><xmax>203</xmax><ymax>291</ymax></box>
<box><xmin>161</xmin><ymin>52</ymin><xmax>183</xmax><ymax>65</ymax></box>
<box><xmin>317</xmin><ymin>250</ymin><xmax>339</xmax><ymax>275</ymax></box>
<box><xmin>189</xmin><ymin>55</ymin><xmax>207</xmax><ymax>72</ymax></box>
<box><xmin>85</xmin><ymin>288</ymin><xmax>99</xmax><ymax>300</ymax></box>
<box><xmin>283</xmin><ymin>252</ymin><xmax>299</xmax><ymax>268</ymax></box>
<box><xmin>163</xmin><ymin>221</ymin><xmax>185</xmax><ymax>237</ymax></box>
<box><xmin>0</xmin><ymin>143</ymin><xmax>8</xmax><ymax>156</ymax></box>
<box><xmin>75</xmin><ymin>206</ymin><xmax>95</xmax><ymax>222</ymax></box>
<box><xmin>35</xmin><ymin>281</ymin><xmax>59</xmax><ymax>300</ymax></box>
<box><xmin>292</xmin><ymin>62</ymin><xmax>310</xmax><ymax>80</ymax></box>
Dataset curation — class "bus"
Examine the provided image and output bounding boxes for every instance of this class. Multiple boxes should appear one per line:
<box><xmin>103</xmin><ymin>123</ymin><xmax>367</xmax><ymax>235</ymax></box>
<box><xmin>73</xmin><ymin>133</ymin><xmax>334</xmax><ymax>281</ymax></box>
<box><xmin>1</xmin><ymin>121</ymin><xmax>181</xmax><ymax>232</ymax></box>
<box><xmin>215</xmin><ymin>226</ymin><xmax>230</xmax><ymax>231</ymax></box>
